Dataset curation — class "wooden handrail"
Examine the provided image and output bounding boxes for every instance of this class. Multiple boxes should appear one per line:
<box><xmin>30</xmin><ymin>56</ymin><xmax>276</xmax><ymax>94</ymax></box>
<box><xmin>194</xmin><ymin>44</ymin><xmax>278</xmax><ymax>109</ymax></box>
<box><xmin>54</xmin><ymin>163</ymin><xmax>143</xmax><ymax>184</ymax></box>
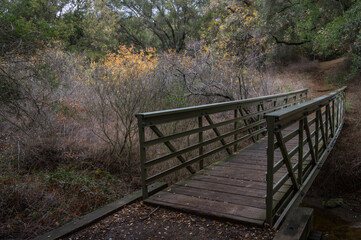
<box><xmin>136</xmin><ymin>88</ymin><xmax>308</xmax><ymax>125</ymax></box>
<box><xmin>265</xmin><ymin>86</ymin><xmax>347</xmax><ymax>227</ymax></box>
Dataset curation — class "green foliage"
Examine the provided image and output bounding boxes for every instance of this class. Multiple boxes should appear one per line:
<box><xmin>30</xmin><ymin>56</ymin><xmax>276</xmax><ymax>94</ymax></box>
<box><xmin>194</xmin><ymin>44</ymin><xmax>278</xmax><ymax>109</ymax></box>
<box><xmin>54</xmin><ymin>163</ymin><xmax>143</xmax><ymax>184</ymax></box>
<box><xmin>326</xmin><ymin>72</ymin><xmax>349</xmax><ymax>86</ymax></box>
<box><xmin>313</xmin><ymin>1</ymin><xmax>361</xmax><ymax>80</ymax></box>
<box><xmin>164</xmin><ymin>82</ymin><xmax>188</xmax><ymax>108</ymax></box>
<box><xmin>61</xmin><ymin>0</ymin><xmax>120</xmax><ymax>59</ymax></box>
<box><xmin>313</xmin><ymin>1</ymin><xmax>361</xmax><ymax>58</ymax></box>
<box><xmin>0</xmin><ymin>0</ymin><xmax>68</xmax><ymax>56</ymax></box>
<box><xmin>112</xmin><ymin>0</ymin><xmax>210</xmax><ymax>52</ymax></box>
<box><xmin>45</xmin><ymin>166</ymin><xmax>119</xmax><ymax>202</ymax></box>
<box><xmin>262</xmin><ymin>0</ymin><xmax>361</xmax><ymax>76</ymax></box>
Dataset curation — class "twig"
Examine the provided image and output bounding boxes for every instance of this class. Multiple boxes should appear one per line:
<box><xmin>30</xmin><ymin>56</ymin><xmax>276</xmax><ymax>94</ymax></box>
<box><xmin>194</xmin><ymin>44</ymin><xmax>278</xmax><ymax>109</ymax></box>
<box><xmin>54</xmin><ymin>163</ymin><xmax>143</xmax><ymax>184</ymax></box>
<box><xmin>140</xmin><ymin>206</ymin><xmax>160</xmax><ymax>221</ymax></box>
<box><xmin>17</xmin><ymin>140</ymin><xmax>21</xmax><ymax>170</ymax></box>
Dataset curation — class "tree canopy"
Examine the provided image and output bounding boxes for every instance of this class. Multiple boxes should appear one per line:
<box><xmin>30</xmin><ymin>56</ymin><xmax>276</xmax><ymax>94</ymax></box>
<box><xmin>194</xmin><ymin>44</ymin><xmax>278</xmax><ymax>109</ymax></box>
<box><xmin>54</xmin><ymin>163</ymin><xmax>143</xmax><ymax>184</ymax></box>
<box><xmin>1</xmin><ymin>0</ymin><xmax>360</xmax><ymax>70</ymax></box>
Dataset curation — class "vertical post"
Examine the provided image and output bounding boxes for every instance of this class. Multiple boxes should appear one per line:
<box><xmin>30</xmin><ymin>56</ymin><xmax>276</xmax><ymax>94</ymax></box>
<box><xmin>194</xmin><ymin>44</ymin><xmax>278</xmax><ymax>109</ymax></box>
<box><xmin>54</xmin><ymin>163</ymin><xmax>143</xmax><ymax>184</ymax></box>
<box><xmin>335</xmin><ymin>98</ymin><xmax>339</xmax><ymax>130</ymax></box>
<box><xmin>331</xmin><ymin>100</ymin><xmax>335</xmax><ymax>134</ymax></box>
<box><xmin>315</xmin><ymin>110</ymin><xmax>319</xmax><ymax>161</ymax></box>
<box><xmin>338</xmin><ymin>95</ymin><xmax>342</xmax><ymax>127</ymax></box>
<box><xmin>326</xmin><ymin>104</ymin><xmax>331</xmax><ymax>140</ymax></box>
<box><xmin>257</xmin><ymin>104</ymin><xmax>261</xmax><ymax>140</ymax></box>
<box><xmin>137</xmin><ymin>116</ymin><xmax>148</xmax><ymax>199</ymax></box>
<box><xmin>199</xmin><ymin>116</ymin><xmax>204</xmax><ymax>170</ymax></box>
<box><xmin>341</xmin><ymin>94</ymin><xmax>344</xmax><ymax>122</ymax></box>
<box><xmin>298</xmin><ymin>118</ymin><xmax>304</xmax><ymax>185</ymax></box>
<box><xmin>342</xmin><ymin>92</ymin><xmax>346</xmax><ymax>121</ymax></box>
<box><xmin>284</xmin><ymin>98</ymin><xmax>288</xmax><ymax>108</ymax></box>
<box><xmin>234</xmin><ymin>109</ymin><xmax>238</xmax><ymax>152</ymax></box>
<box><xmin>266</xmin><ymin>116</ymin><xmax>275</xmax><ymax>226</ymax></box>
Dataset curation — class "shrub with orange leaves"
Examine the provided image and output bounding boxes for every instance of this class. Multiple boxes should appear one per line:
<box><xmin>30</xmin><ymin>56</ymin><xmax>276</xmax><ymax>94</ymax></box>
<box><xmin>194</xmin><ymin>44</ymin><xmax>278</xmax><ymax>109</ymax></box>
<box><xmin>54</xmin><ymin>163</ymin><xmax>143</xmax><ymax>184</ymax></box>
<box><xmin>99</xmin><ymin>45</ymin><xmax>157</xmax><ymax>86</ymax></box>
<box><xmin>86</xmin><ymin>45</ymin><xmax>159</xmax><ymax>169</ymax></box>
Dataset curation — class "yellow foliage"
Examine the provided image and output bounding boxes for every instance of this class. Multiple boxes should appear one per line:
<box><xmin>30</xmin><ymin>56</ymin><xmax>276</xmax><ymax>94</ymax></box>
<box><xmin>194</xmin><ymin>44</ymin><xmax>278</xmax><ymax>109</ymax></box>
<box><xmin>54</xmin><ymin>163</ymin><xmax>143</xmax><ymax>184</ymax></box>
<box><xmin>92</xmin><ymin>45</ymin><xmax>158</xmax><ymax>87</ymax></box>
<box><xmin>90</xmin><ymin>46</ymin><xmax>158</xmax><ymax>91</ymax></box>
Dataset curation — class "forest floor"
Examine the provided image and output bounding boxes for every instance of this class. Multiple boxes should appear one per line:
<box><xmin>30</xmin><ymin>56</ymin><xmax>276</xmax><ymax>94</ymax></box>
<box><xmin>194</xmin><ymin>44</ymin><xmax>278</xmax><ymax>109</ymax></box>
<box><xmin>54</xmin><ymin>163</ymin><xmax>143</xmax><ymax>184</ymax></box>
<box><xmin>68</xmin><ymin>58</ymin><xmax>361</xmax><ymax>240</ymax></box>
<box><xmin>301</xmin><ymin>58</ymin><xmax>361</xmax><ymax>239</ymax></box>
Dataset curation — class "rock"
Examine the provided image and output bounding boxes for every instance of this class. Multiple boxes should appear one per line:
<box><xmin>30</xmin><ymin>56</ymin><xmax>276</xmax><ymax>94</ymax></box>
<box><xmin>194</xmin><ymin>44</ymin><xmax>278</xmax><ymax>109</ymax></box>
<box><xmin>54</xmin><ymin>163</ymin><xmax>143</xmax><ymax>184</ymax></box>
<box><xmin>324</xmin><ymin>198</ymin><xmax>343</xmax><ymax>208</ymax></box>
<box><xmin>351</xmin><ymin>222</ymin><xmax>361</xmax><ymax>229</ymax></box>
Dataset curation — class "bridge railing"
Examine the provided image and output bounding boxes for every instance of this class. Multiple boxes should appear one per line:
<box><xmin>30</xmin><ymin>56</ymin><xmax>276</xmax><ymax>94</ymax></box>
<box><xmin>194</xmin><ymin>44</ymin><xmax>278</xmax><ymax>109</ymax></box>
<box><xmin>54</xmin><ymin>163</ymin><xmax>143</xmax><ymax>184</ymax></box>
<box><xmin>136</xmin><ymin>89</ymin><xmax>308</xmax><ymax>199</ymax></box>
<box><xmin>265</xmin><ymin>86</ymin><xmax>347</xmax><ymax>227</ymax></box>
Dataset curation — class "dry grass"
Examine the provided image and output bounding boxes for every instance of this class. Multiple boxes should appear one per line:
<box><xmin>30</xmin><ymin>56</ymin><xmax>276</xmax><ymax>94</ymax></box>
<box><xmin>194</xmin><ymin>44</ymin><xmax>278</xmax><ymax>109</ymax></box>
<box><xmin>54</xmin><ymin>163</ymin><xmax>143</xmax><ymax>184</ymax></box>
<box><xmin>0</xmin><ymin>167</ymin><xmax>125</xmax><ymax>239</ymax></box>
<box><xmin>276</xmin><ymin>57</ymin><xmax>361</xmax><ymax>195</ymax></box>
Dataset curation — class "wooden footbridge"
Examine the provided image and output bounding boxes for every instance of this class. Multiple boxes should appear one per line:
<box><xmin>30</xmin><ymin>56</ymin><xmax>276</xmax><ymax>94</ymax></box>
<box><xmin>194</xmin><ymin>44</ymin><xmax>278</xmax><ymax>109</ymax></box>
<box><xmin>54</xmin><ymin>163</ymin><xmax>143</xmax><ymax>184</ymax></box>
<box><xmin>136</xmin><ymin>87</ymin><xmax>346</xmax><ymax>228</ymax></box>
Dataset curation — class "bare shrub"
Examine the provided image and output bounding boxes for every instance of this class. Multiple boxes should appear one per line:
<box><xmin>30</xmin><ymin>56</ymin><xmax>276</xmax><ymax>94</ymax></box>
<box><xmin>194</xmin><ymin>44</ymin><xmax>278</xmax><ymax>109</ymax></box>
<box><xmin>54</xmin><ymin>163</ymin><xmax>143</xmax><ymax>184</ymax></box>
<box><xmin>0</xmin><ymin>48</ymin><xmax>88</xmax><ymax>169</ymax></box>
<box><xmin>155</xmin><ymin>43</ymin><xmax>273</xmax><ymax>105</ymax></box>
<box><xmin>83</xmin><ymin>46</ymin><xmax>159</xmax><ymax>175</ymax></box>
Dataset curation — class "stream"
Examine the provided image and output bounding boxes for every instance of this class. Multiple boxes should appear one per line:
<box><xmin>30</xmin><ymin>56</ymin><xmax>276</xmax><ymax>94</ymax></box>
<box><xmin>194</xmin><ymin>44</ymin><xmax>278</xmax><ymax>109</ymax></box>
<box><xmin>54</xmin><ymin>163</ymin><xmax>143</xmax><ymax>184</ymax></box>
<box><xmin>311</xmin><ymin>206</ymin><xmax>361</xmax><ymax>240</ymax></box>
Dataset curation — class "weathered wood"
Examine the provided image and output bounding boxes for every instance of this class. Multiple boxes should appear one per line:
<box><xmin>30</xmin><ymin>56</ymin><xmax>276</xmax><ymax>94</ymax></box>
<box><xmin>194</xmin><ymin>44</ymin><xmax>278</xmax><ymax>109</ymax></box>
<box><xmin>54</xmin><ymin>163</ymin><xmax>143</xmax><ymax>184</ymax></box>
<box><xmin>145</xmin><ymin>125</ymin><xmax>300</xmax><ymax>226</ymax></box>
<box><xmin>138</xmin><ymin>87</ymin><xmax>345</xmax><ymax>228</ymax></box>
<box><xmin>198</xmin><ymin>116</ymin><xmax>204</xmax><ymax>170</ymax></box>
<box><xmin>275</xmin><ymin>131</ymin><xmax>299</xmax><ymax>190</ymax></box>
<box><xmin>149</xmin><ymin>125</ymin><xmax>196</xmax><ymax>174</ymax></box>
<box><xmin>175</xmin><ymin>179</ymin><xmax>265</xmax><ymax>197</ymax></box>
<box><xmin>204</xmin><ymin>114</ymin><xmax>232</xmax><ymax>155</ymax></box>
<box><xmin>147</xmin><ymin>192</ymin><xmax>266</xmax><ymax>225</ymax></box>
<box><xmin>303</xmin><ymin>117</ymin><xmax>317</xmax><ymax>165</ymax></box>
<box><xmin>274</xmin><ymin>207</ymin><xmax>314</xmax><ymax>240</ymax></box>
<box><xmin>267</xmin><ymin>86</ymin><xmax>346</xmax><ymax>228</ymax></box>
<box><xmin>34</xmin><ymin>182</ymin><xmax>167</xmax><ymax>240</ymax></box>
<box><xmin>166</xmin><ymin>184</ymin><xmax>267</xmax><ymax>209</ymax></box>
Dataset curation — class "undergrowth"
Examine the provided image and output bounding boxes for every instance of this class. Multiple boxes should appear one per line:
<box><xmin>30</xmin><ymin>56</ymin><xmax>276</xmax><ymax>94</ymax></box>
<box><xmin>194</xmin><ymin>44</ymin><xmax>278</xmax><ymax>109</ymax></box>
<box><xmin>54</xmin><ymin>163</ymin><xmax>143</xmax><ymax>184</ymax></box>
<box><xmin>0</xmin><ymin>165</ymin><xmax>122</xmax><ymax>239</ymax></box>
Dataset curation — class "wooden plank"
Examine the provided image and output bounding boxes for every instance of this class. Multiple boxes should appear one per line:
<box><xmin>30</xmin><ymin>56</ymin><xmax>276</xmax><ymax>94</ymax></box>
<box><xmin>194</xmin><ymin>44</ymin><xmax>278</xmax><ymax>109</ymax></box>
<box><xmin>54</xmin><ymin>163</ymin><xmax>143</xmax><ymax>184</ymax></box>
<box><xmin>208</xmin><ymin>164</ymin><xmax>268</xmax><ymax>173</ymax></box>
<box><xmin>165</xmin><ymin>184</ymin><xmax>267</xmax><ymax>209</ymax></box>
<box><xmin>192</xmin><ymin>175</ymin><xmax>292</xmax><ymax>193</ymax></box>
<box><xmin>174</xmin><ymin>179</ymin><xmax>266</xmax><ymax>198</ymax></box>
<box><xmin>146</xmin><ymin>192</ymin><xmax>266</xmax><ymax>225</ymax></box>
<box><xmin>212</xmin><ymin>161</ymin><xmax>271</xmax><ymax>171</ymax></box>
<box><xmin>34</xmin><ymin>182</ymin><xmax>168</xmax><ymax>240</ymax></box>
<box><xmin>192</xmin><ymin>174</ymin><xmax>269</xmax><ymax>190</ymax></box>
<box><xmin>203</xmin><ymin>167</ymin><xmax>290</xmax><ymax>182</ymax></box>
<box><xmin>200</xmin><ymin>169</ymin><xmax>293</xmax><ymax>186</ymax></box>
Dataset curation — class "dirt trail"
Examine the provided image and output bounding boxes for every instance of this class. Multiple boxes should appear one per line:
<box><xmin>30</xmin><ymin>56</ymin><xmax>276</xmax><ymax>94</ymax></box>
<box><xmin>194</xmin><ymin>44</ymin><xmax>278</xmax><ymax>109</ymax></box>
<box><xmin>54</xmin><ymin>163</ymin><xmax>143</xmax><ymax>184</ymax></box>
<box><xmin>288</xmin><ymin>57</ymin><xmax>361</xmax><ymax>223</ymax></box>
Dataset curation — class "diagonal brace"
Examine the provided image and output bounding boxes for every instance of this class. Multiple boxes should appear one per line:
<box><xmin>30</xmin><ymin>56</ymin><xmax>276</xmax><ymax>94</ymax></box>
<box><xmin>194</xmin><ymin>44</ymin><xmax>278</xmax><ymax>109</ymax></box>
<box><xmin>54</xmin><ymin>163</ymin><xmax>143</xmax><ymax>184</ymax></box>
<box><xmin>204</xmin><ymin>115</ymin><xmax>232</xmax><ymax>155</ymax></box>
<box><xmin>275</xmin><ymin>131</ymin><xmax>299</xmax><ymax>190</ymax></box>
<box><xmin>150</xmin><ymin>126</ymin><xmax>196</xmax><ymax>174</ymax></box>
<box><xmin>303</xmin><ymin>117</ymin><xmax>317</xmax><ymax>165</ymax></box>
<box><xmin>239</xmin><ymin>108</ymin><xmax>257</xmax><ymax>143</ymax></box>
<box><xmin>317</xmin><ymin>110</ymin><xmax>327</xmax><ymax>149</ymax></box>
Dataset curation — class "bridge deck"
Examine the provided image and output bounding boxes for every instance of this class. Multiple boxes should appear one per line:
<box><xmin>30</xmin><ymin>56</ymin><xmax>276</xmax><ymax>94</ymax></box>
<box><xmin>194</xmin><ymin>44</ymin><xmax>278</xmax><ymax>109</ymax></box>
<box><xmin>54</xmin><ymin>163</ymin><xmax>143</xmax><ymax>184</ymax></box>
<box><xmin>145</xmin><ymin>125</ymin><xmax>310</xmax><ymax>225</ymax></box>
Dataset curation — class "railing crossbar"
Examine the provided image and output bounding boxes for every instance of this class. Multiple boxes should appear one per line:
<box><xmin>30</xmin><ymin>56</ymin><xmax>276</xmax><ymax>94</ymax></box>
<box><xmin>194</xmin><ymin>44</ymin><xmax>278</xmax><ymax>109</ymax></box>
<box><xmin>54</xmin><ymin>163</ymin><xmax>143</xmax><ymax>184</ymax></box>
<box><xmin>265</xmin><ymin>86</ymin><xmax>346</xmax><ymax>227</ymax></box>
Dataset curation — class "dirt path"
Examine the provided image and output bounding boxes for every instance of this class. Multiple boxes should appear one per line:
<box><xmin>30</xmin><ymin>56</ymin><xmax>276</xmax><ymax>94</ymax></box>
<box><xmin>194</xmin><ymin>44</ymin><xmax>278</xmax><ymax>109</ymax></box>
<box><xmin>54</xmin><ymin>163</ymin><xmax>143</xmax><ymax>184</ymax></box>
<box><xmin>70</xmin><ymin>202</ymin><xmax>275</xmax><ymax>240</ymax></box>
<box><xmin>283</xmin><ymin>58</ymin><xmax>361</xmax><ymax>227</ymax></box>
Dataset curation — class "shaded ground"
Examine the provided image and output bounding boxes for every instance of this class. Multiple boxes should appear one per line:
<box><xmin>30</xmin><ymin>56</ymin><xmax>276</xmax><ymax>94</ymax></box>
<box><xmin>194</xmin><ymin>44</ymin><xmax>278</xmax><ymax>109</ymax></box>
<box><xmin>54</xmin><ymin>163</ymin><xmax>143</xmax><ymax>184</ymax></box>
<box><xmin>289</xmin><ymin>57</ymin><xmax>361</xmax><ymax>239</ymax></box>
<box><xmin>70</xmin><ymin>202</ymin><xmax>275</xmax><ymax>240</ymax></box>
